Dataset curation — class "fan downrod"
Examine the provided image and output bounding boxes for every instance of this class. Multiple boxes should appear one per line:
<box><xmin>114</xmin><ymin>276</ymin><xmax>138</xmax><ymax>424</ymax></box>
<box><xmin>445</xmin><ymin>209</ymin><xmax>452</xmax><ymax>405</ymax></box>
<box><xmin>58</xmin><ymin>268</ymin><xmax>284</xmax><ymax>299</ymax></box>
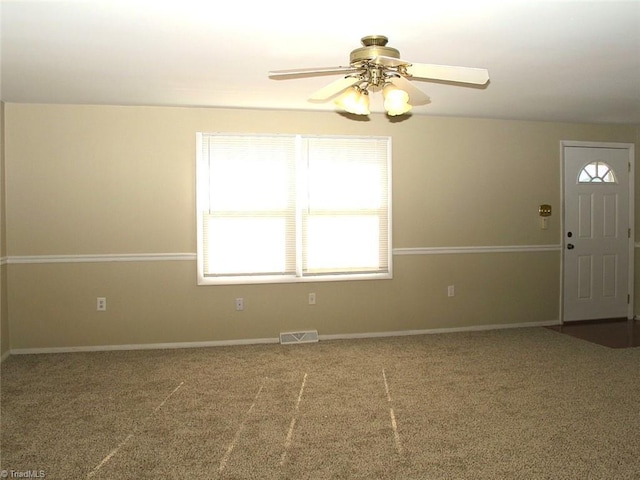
<box><xmin>361</xmin><ymin>35</ymin><xmax>389</xmax><ymax>47</ymax></box>
<box><xmin>350</xmin><ymin>35</ymin><xmax>400</xmax><ymax>64</ymax></box>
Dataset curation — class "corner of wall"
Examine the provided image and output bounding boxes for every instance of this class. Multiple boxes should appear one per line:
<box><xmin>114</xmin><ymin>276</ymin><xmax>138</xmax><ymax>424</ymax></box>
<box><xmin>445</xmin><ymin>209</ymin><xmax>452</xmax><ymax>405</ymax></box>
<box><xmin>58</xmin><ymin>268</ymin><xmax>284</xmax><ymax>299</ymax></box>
<box><xmin>1</xmin><ymin>100</ymin><xmax>10</xmax><ymax>360</ymax></box>
<box><xmin>636</xmin><ymin>124</ymin><xmax>640</xmax><ymax>320</ymax></box>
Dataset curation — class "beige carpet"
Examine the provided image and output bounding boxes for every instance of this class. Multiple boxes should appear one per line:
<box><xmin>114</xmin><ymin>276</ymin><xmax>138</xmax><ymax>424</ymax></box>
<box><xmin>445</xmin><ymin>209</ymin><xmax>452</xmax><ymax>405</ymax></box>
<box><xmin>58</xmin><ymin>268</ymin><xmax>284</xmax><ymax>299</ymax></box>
<box><xmin>2</xmin><ymin>327</ymin><xmax>639</xmax><ymax>479</ymax></box>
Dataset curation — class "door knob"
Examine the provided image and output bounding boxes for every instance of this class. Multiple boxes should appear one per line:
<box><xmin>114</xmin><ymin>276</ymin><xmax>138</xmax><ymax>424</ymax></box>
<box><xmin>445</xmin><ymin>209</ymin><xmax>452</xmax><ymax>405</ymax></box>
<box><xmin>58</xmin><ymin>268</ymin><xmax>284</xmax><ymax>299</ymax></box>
<box><xmin>567</xmin><ymin>243</ymin><xmax>575</xmax><ymax>250</ymax></box>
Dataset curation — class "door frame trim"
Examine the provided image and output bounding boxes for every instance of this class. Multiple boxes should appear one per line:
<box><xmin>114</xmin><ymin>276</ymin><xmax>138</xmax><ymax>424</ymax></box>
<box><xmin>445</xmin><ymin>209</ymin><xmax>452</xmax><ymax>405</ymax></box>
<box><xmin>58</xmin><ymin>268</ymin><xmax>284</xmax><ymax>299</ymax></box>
<box><xmin>560</xmin><ymin>140</ymin><xmax>635</xmax><ymax>322</ymax></box>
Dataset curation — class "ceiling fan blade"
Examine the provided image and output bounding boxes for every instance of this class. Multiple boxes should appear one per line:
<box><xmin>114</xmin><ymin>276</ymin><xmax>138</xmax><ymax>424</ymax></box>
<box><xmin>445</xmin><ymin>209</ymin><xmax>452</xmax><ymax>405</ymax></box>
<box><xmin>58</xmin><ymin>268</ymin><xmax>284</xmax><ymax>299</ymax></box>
<box><xmin>269</xmin><ymin>66</ymin><xmax>360</xmax><ymax>78</ymax></box>
<box><xmin>370</xmin><ymin>55</ymin><xmax>410</xmax><ymax>68</ymax></box>
<box><xmin>388</xmin><ymin>76</ymin><xmax>431</xmax><ymax>105</ymax></box>
<box><xmin>406</xmin><ymin>63</ymin><xmax>489</xmax><ymax>85</ymax></box>
<box><xmin>309</xmin><ymin>76</ymin><xmax>360</xmax><ymax>101</ymax></box>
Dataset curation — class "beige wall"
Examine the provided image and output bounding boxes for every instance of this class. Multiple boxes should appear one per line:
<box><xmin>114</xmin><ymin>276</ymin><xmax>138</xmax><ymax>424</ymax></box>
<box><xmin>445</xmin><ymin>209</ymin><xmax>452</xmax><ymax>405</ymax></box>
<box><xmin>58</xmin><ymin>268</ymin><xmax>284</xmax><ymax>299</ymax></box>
<box><xmin>1</xmin><ymin>101</ymin><xmax>9</xmax><ymax>358</ymax></box>
<box><xmin>636</xmin><ymin>126</ymin><xmax>640</xmax><ymax>316</ymax></box>
<box><xmin>2</xmin><ymin>103</ymin><xmax>638</xmax><ymax>350</ymax></box>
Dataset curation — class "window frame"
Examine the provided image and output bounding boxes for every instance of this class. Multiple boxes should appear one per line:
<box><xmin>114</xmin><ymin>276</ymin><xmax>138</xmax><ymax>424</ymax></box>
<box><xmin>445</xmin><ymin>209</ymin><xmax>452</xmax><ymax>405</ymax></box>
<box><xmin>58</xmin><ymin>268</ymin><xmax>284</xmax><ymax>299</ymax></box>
<box><xmin>577</xmin><ymin>161</ymin><xmax>618</xmax><ymax>184</ymax></box>
<box><xmin>196</xmin><ymin>132</ymin><xmax>393</xmax><ymax>286</ymax></box>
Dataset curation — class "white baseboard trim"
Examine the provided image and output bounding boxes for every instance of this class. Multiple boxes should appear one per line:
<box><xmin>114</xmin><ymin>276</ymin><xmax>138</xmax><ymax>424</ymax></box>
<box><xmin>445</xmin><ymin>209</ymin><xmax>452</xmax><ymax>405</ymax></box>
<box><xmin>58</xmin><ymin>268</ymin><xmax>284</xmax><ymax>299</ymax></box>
<box><xmin>9</xmin><ymin>320</ymin><xmax>560</xmax><ymax>356</ymax></box>
<box><xmin>319</xmin><ymin>320</ymin><xmax>561</xmax><ymax>341</ymax></box>
<box><xmin>10</xmin><ymin>337</ymin><xmax>280</xmax><ymax>356</ymax></box>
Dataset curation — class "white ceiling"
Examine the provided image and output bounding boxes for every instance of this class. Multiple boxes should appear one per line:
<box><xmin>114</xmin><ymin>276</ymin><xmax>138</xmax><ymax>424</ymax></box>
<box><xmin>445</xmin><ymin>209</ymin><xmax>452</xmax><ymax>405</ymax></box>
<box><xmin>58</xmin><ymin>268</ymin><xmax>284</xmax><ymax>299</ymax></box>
<box><xmin>1</xmin><ymin>0</ymin><xmax>639</xmax><ymax>124</ymax></box>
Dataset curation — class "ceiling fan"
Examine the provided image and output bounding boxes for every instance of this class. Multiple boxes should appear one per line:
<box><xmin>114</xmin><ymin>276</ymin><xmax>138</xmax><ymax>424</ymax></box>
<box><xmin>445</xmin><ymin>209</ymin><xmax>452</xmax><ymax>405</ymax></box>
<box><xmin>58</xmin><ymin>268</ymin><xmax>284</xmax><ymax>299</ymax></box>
<box><xmin>268</xmin><ymin>35</ymin><xmax>489</xmax><ymax>116</ymax></box>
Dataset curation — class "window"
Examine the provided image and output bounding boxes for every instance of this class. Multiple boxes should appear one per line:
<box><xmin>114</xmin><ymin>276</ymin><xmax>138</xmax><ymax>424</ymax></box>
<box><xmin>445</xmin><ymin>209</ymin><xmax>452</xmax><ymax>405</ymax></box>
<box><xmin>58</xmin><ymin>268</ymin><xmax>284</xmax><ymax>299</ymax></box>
<box><xmin>578</xmin><ymin>161</ymin><xmax>617</xmax><ymax>183</ymax></box>
<box><xmin>196</xmin><ymin>133</ymin><xmax>392</xmax><ymax>285</ymax></box>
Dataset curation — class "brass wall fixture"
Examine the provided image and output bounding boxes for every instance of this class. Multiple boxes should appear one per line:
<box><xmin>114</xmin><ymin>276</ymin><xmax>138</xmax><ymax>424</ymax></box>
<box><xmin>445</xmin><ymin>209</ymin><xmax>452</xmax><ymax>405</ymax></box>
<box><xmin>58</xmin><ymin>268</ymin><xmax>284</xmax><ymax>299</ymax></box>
<box><xmin>538</xmin><ymin>204</ymin><xmax>552</xmax><ymax>230</ymax></box>
<box><xmin>538</xmin><ymin>204</ymin><xmax>552</xmax><ymax>217</ymax></box>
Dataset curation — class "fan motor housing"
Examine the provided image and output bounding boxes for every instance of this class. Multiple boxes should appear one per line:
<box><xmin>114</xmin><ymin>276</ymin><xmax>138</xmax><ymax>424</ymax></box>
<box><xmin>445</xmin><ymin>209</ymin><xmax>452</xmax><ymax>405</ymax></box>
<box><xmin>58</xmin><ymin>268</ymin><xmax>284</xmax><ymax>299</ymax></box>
<box><xmin>350</xmin><ymin>35</ymin><xmax>400</xmax><ymax>64</ymax></box>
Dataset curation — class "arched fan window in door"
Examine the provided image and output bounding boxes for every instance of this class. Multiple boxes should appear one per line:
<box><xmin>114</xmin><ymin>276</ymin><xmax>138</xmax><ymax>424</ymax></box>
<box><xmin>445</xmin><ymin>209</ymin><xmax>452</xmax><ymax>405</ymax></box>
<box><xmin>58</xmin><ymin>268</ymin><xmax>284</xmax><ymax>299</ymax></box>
<box><xmin>578</xmin><ymin>161</ymin><xmax>617</xmax><ymax>183</ymax></box>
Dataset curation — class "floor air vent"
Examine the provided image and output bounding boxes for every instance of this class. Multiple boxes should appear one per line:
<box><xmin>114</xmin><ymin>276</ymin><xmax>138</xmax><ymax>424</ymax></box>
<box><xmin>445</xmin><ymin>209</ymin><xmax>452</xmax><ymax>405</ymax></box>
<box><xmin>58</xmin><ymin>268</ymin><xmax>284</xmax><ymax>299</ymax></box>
<box><xmin>279</xmin><ymin>330</ymin><xmax>319</xmax><ymax>345</ymax></box>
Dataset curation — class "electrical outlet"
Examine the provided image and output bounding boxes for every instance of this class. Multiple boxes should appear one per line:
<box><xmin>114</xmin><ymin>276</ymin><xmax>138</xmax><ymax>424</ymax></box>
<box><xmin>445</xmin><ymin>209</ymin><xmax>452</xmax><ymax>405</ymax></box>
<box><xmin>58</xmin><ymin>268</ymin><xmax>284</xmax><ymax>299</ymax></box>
<box><xmin>308</xmin><ymin>292</ymin><xmax>316</xmax><ymax>305</ymax></box>
<box><xmin>447</xmin><ymin>285</ymin><xmax>455</xmax><ymax>297</ymax></box>
<box><xmin>540</xmin><ymin>217</ymin><xmax>549</xmax><ymax>230</ymax></box>
<box><xmin>235</xmin><ymin>298</ymin><xmax>244</xmax><ymax>311</ymax></box>
<box><xmin>97</xmin><ymin>297</ymin><xmax>107</xmax><ymax>311</ymax></box>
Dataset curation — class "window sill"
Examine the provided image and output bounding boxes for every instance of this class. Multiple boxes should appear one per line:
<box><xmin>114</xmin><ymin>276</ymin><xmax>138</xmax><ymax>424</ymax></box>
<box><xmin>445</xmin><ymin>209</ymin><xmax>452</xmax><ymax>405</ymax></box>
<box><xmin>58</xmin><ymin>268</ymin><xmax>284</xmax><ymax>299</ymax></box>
<box><xmin>197</xmin><ymin>271</ymin><xmax>392</xmax><ymax>286</ymax></box>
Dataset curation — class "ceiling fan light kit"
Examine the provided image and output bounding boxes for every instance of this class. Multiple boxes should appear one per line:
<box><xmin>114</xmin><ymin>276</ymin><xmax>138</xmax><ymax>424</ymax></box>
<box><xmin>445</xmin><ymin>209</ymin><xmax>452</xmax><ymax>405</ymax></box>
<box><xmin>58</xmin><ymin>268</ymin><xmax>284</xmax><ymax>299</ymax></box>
<box><xmin>335</xmin><ymin>86</ymin><xmax>370</xmax><ymax>115</ymax></box>
<box><xmin>383</xmin><ymin>84</ymin><xmax>412</xmax><ymax>116</ymax></box>
<box><xmin>268</xmin><ymin>35</ymin><xmax>489</xmax><ymax>118</ymax></box>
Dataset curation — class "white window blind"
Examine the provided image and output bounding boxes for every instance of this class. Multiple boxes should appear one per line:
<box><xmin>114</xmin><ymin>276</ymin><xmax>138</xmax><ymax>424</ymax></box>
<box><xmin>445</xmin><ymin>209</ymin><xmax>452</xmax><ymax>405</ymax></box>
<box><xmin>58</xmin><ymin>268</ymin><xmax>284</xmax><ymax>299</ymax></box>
<box><xmin>196</xmin><ymin>133</ymin><xmax>392</xmax><ymax>285</ymax></box>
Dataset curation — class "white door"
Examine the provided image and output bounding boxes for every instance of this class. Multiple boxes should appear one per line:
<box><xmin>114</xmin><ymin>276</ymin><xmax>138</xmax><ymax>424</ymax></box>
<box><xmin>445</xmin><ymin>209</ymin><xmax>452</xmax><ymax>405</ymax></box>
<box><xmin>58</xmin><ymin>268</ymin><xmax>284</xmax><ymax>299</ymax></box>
<box><xmin>563</xmin><ymin>144</ymin><xmax>633</xmax><ymax>322</ymax></box>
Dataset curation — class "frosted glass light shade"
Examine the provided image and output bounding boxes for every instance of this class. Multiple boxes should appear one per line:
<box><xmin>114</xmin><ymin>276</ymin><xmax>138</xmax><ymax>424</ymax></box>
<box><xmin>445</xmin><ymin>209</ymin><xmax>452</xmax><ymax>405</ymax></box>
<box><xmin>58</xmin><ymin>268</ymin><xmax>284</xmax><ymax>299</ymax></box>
<box><xmin>383</xmin><ymin>84</ymin><xmax>411</xmax><ymax>116</ymax></box>
<box><xmin>335</xmin><ymin>87</ymin><xmax>370</xmax><ymax>115</ymax></box>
